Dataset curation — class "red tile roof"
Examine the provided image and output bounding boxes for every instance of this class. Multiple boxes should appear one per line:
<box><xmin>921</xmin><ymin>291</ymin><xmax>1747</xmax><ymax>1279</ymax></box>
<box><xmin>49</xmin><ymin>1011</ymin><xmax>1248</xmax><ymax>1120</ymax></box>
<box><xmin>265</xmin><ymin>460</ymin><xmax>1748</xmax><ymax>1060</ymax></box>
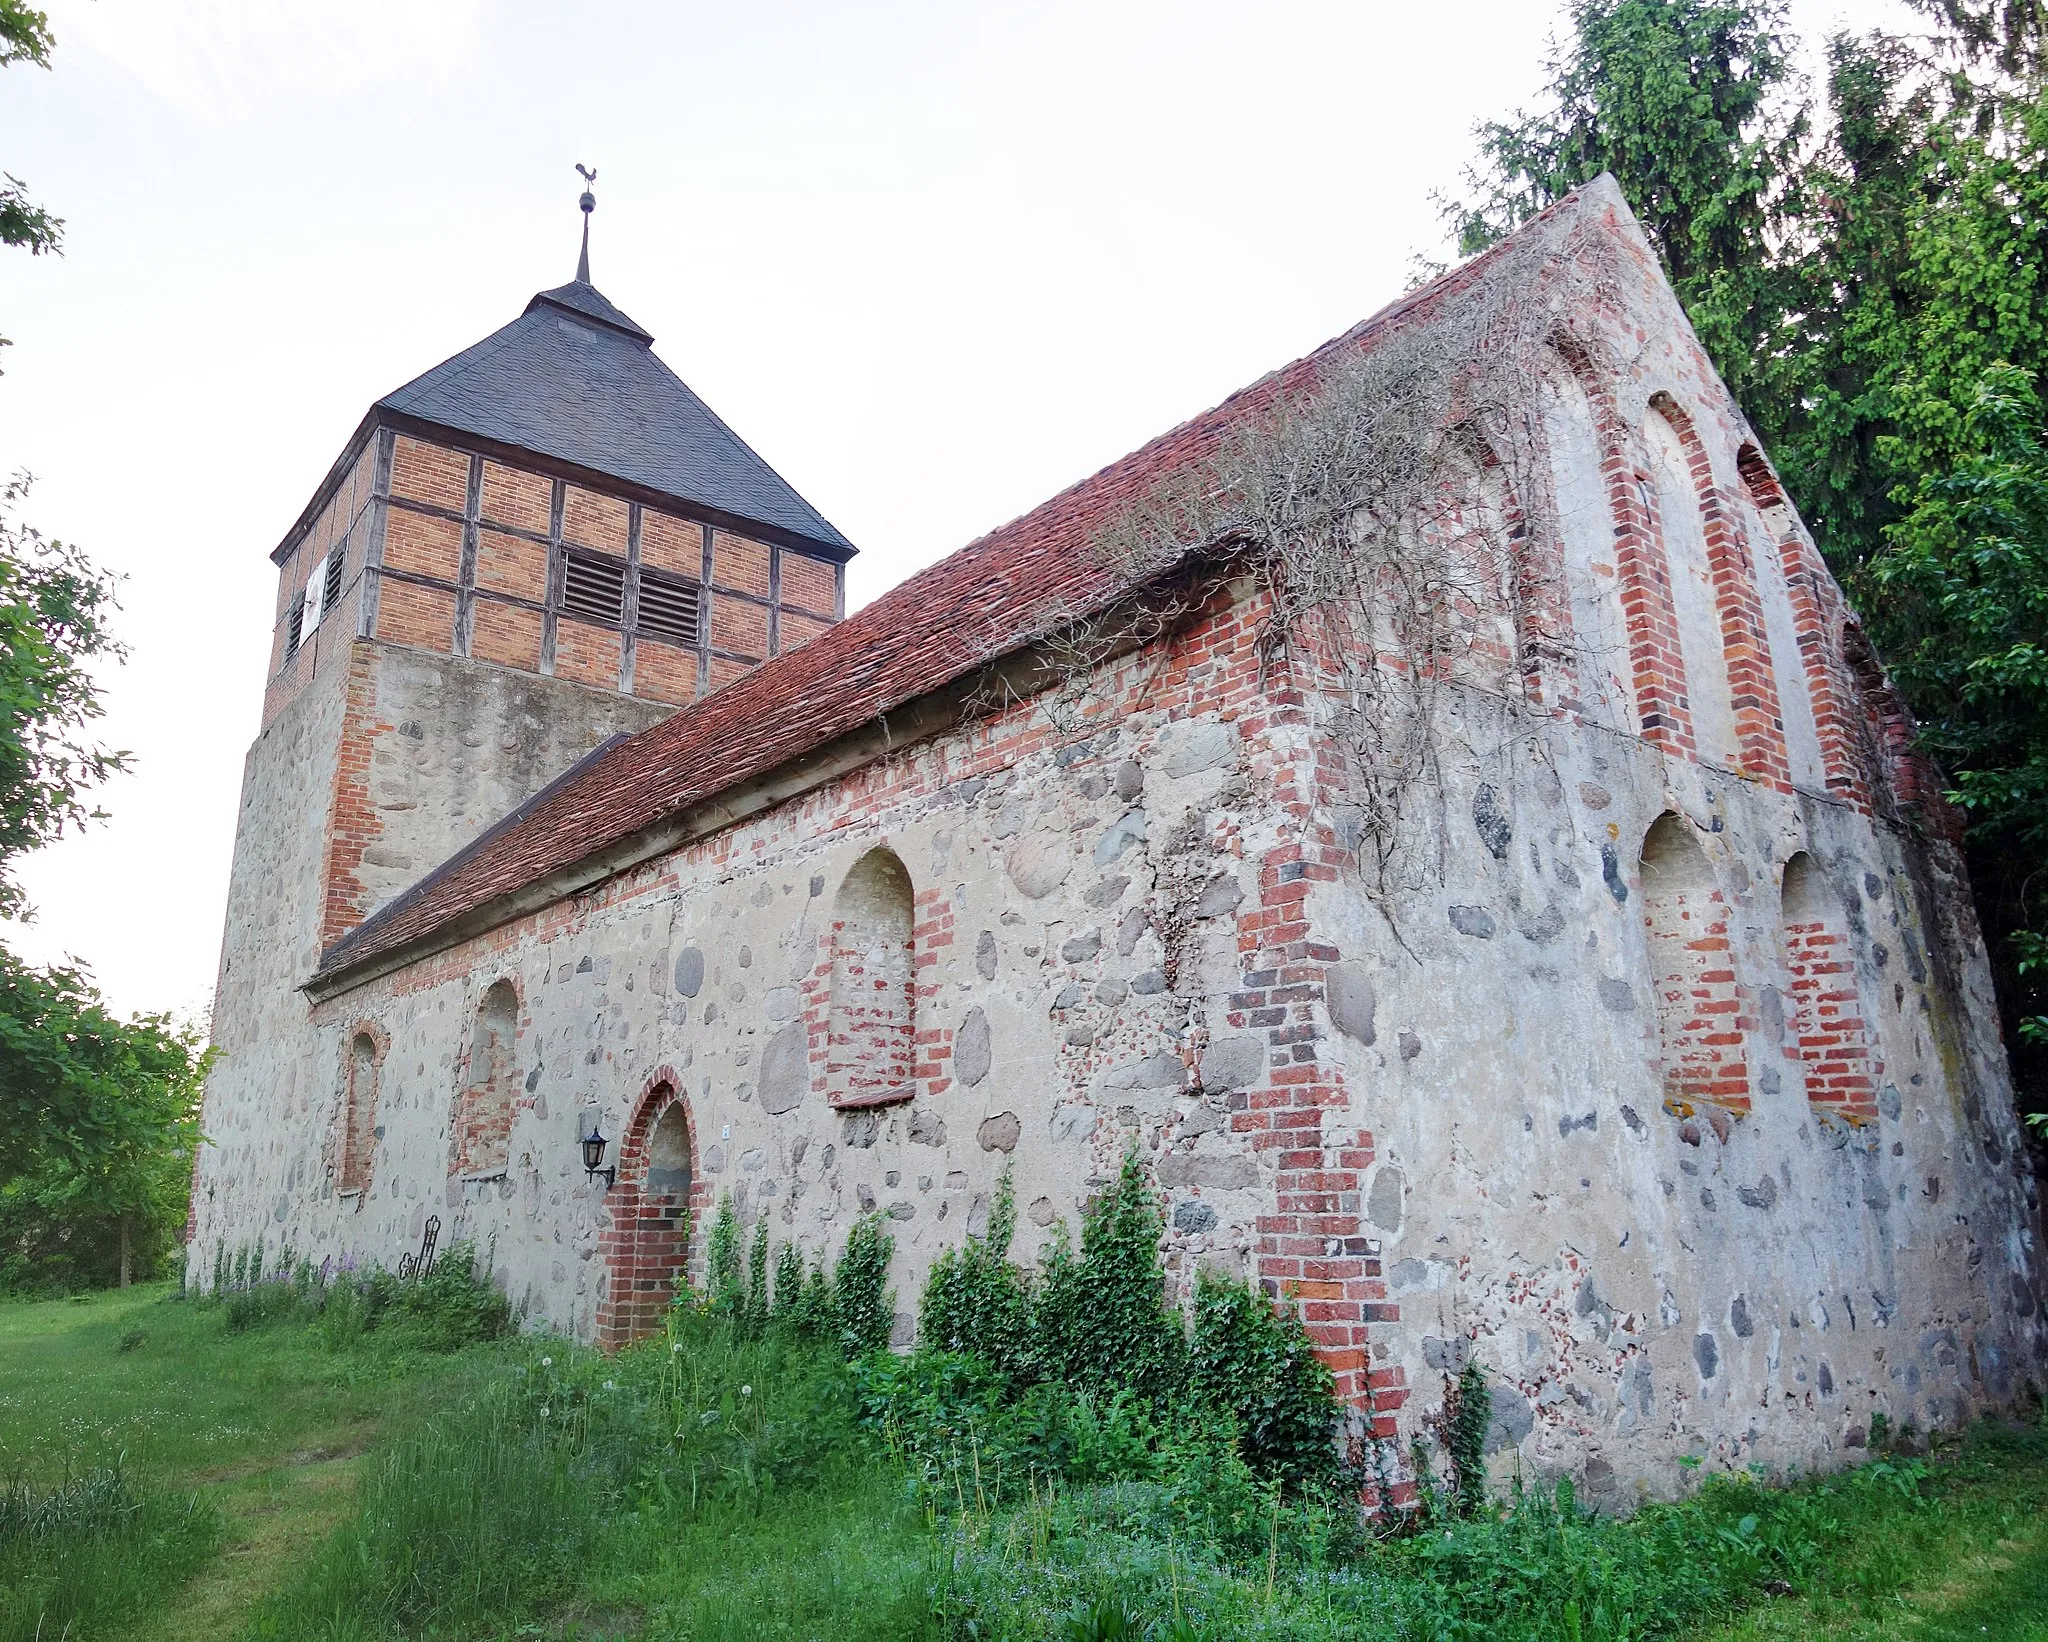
<box><xmin>314</xmin><ymin>184</ymin><xmax>1619</xmax><ymax>989</ymax></box>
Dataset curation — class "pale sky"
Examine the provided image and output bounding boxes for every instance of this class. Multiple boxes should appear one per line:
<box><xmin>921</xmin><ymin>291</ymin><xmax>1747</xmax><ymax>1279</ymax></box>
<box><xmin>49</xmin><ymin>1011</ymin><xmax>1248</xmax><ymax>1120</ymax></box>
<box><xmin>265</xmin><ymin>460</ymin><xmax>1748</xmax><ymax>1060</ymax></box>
<box><xmin>0</xmin><ymin>0</ymin><xmax>1919</xmax><ymax>1022</ymax></box>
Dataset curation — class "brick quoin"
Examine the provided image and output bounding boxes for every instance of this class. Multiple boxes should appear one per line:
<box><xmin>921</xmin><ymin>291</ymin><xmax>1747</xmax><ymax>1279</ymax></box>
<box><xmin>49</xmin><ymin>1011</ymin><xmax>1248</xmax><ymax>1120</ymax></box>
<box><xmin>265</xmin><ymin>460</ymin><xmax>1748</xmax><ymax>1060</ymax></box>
<box><xmin>318</xmin><ymin>644</ymin><xmax>394</xmax><ymax>948</ymax></box>
<box><xmin>1212</xmin><ymin>635</ymin><xmax>1416</xmax><ymax>1510</ymax></box>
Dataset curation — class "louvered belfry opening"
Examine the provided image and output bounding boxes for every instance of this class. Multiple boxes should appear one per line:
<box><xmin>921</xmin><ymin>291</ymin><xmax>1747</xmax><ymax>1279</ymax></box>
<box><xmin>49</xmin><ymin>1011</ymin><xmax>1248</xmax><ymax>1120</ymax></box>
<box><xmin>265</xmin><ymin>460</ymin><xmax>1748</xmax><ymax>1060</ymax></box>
<box><xmin>636</xmin><ymin>567</ymin><xmax>700</xmax><ymax>647</ymax></box>
<box><xmin>563</xmin><ymin>548</ymin><xmax>627</xmax><ymax>626</ymax></box>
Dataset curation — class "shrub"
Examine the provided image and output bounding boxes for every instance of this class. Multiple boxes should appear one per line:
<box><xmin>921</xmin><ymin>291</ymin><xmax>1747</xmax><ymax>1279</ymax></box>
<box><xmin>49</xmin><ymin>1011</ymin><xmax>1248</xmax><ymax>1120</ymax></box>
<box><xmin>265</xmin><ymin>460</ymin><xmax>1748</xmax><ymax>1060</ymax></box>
<box><xmin>391</xmin><ymin>1239</ymin><xmax>514</xmax><ymax>1350</ymax></box>
<box><xmin>212</xmin><ymin>1239</ymin><xmax>511</xmax><ymax>1353</ymax></box>
<box><xmin>835</xmin><ymin>1212</ymin><xmax>896</xmax><ymax>1357</ymax></box>
<box><xmin>1033</xmin><ymin>1147</ymin><xmax>1184</xmax><ymax>1406</ymax></box>
<box><xmin>1186</xmin><ymin>1271</ymin><xmax>1338</xmax><ymax>1487</ymax></box>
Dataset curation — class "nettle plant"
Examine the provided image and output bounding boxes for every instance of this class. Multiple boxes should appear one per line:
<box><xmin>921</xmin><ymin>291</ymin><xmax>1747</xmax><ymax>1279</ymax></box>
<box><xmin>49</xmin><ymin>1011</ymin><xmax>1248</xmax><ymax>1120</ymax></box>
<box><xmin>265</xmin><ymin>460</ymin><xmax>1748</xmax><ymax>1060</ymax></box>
<box><xmin>685</xmin><ymin>1152</ymin><xmax>1345</xmax><ymax>1491</ymax></box>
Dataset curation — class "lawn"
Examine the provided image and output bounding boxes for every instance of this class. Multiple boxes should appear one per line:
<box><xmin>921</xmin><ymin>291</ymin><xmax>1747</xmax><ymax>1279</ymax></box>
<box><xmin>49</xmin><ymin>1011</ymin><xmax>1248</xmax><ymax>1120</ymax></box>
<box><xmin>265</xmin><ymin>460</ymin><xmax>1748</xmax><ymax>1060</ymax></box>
<box><xmin>2</xmin><ymin>1279</ymin><xmax>2044</xmax><ymax>1641</ymax></box>
<box><xmin>0</xmin><ymin>1281</ymin><xmax>514</xmax><ymax>1642</ymax></box>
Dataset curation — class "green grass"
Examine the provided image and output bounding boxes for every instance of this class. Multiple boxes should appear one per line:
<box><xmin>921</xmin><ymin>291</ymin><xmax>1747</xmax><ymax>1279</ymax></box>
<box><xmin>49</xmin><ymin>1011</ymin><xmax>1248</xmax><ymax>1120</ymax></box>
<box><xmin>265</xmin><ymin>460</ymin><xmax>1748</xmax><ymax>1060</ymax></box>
<box><xmin>3</xmin><ymin>1283</ymin><xmax>2045</xmax><ymax>1640</ymax></box>
<box><xmin>249</xmin><ymin>1316</ymin><xmax>941</xmax><ymax>1641</ymax></box>
<box><xmin>0</xmin><ymin>1282</ymin><xmax>514</xmax><ymax>1641</ymax></box>
<box><xmin>1696</xmin><ymin>1420</ymin><xmax>2048</xmax><ymax>1642</ymax></box>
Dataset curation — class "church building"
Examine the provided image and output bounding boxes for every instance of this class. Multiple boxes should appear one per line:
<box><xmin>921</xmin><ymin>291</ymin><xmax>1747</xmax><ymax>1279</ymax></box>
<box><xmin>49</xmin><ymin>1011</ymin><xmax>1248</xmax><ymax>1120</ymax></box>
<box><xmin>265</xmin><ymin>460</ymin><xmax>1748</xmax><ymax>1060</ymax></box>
<box><xmin>192</xmin><ymin>177</ymin><xmax>2044</xmax><ymax>1505</ymax></box>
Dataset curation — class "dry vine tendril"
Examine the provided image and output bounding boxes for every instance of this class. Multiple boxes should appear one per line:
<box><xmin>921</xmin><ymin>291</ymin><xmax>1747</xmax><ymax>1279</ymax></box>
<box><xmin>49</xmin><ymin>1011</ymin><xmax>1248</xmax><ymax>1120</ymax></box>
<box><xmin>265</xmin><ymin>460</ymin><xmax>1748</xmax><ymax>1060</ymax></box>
<box><xmin>1076</xmin><ymin>215</ymin><xmax>1638</xmax><ymax>924</ymax></box>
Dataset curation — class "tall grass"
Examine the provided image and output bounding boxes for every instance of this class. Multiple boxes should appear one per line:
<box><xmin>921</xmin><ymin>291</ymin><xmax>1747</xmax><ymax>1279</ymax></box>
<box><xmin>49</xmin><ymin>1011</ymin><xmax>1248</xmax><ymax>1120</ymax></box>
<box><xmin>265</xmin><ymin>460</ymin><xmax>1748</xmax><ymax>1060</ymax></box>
<box><xmin>253</xmin><ymin>1312</ymin><xmax>939</xmax><ymax>1641</ymax></box>
<box><xmin>252</xmin><ymin>1279</ymin><xmax>2048</xmax><ymax>1642</ymax></box>
<box><xmin>0</xmin><ymin>1464</ymin><xmax>219</xmax><ymax>1642</ymax></box>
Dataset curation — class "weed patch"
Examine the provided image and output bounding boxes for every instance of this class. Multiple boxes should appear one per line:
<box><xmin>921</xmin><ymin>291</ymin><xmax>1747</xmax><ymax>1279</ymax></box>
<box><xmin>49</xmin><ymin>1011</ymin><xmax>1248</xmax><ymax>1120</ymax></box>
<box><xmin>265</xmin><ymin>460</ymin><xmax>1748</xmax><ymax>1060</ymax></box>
<box><xmin>0</xmin><ymin>1464</ymin><xmax>220</xmax><ymax>1642</ymax></box>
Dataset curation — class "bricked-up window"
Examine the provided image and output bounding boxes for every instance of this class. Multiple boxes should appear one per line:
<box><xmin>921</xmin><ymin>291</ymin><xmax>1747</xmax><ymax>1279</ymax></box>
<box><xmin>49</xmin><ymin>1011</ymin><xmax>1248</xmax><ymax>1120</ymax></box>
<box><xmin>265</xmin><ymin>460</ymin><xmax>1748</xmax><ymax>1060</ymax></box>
<box><xmin>338</xmin><ymin>1032</ymin><xmax>380</xmax><ymax>1195</ymax></box>
<box><xmin>562</xmin><ymin>548</ymin><xmax>627</xmax><ymax>626</ymax></box>
<box><xmin>453</xmin><ymin>980</ymin><xmax>519</xmax><ymax>1177</ymax></box>
<box><xmin>1780</xmin><ymin>852</ymin><xmax>1877</xmax><ymax>1122</ymax></box>
<box><xmin>1645</xmin><ymin>408</ymin><xmax>1740</xmax><ymax>766</ymax></box>
<box><xmin>1736</xmin><ymin>443</ymin><xmax>1786</xmax><ymax>511</ymax></box>
<box><xmin>1641</xmin><ymin>813</ymin><xmax>1751</xmax><ymax>1119</ymax></box>
<box><xmin>635</xmin><ymin>567</ymin><xmax>701</xmax><ymax>647</ymax></box>
<box><xmin>827</xmin><ymin>848</ymin><xmax>917</xmax><ymax>1108</ymax></box>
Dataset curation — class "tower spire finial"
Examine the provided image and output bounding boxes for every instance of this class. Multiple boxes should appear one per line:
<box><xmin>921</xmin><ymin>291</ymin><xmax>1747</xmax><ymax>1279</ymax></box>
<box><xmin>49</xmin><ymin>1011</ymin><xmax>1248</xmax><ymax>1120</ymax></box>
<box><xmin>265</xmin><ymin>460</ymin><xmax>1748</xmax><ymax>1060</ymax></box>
<box><xmin>574</xmin><ymin>163</ymin><xmax>598</xmax><ymax>283</ymax></box>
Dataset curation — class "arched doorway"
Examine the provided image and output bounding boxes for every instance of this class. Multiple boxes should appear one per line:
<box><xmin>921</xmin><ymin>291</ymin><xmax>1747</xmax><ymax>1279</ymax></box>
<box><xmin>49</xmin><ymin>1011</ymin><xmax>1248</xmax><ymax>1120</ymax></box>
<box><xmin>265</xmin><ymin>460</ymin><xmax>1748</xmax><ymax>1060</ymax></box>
<box><xmin>596</xmin><ymin>1076</ymin><xmax>701</xmax><ymax>1349</ymax></box>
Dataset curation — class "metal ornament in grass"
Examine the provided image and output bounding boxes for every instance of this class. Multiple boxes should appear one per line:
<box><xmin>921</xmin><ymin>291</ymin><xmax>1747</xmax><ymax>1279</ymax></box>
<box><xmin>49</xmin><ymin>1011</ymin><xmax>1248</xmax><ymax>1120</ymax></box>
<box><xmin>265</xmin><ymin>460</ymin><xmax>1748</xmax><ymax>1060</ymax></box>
<box><xmin>396</xmin><ymin>1214</ymin><xmax>441</xmax><ymax>1281</ymax></box>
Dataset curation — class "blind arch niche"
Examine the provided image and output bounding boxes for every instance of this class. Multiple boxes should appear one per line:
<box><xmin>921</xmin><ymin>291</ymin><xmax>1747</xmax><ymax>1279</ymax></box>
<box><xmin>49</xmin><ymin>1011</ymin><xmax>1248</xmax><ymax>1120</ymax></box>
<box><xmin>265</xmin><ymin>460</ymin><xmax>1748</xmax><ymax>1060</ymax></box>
<box><xmin>827</xmin><ymin>847</ymin><xmax>917</xmax><ymax>1108</ymax></box>
<box><xmin>1641</xmin><ymin>813</ymin><xmax>1750</xmax><ymax>1119</ymax></box>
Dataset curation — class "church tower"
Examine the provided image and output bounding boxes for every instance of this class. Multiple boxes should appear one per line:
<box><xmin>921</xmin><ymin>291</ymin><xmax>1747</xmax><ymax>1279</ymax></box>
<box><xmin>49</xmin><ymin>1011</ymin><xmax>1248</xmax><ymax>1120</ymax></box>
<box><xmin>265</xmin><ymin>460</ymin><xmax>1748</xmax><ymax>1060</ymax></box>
<box><xmin>197</xmin><ymin>188</ymin><xmax>851</xmax><ymax>1232</ymax></box>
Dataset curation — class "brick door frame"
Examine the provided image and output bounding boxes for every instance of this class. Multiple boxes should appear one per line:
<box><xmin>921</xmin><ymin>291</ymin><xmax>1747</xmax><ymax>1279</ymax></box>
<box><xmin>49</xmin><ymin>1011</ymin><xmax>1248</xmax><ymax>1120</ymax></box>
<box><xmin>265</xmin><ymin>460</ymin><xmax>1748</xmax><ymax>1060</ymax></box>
<box><xmin>595</xmin><ymin>1068</ymin><xmax>708</xmax><ymax>1350</ymax></box>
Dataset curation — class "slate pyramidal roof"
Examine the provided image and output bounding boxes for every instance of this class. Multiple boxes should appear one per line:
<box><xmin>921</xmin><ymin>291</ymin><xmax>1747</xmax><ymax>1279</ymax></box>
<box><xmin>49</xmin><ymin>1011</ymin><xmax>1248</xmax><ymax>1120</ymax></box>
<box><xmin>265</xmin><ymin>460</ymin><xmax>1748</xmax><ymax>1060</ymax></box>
<box><xmin>313</xmin><ymin>178</ymin><xmax>1635</xmax><ymax>993</ymax></box>
<box><xmin>277</xmin><ymin>277</ymin><xmax>854</xmax><ymax>563</ymax></box>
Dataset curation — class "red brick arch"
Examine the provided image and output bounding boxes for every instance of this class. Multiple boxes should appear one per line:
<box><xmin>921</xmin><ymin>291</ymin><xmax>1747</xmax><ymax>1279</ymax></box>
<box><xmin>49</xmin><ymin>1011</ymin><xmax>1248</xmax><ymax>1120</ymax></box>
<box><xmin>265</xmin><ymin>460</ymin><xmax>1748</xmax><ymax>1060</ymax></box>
<box><xmin>1543</xmin><ymin>333</ymin><xmax>1696</xmax><ymax>755</ymax></box>
<box><xmin>1647</xmin><ymin>393</ymin><xmax>1789</xmax><ymax>786</ymax></box>
<box><xmin>596</xmin><ymin>1069</ymin><xmax>707</xmax><ymax>1349</ymax></box>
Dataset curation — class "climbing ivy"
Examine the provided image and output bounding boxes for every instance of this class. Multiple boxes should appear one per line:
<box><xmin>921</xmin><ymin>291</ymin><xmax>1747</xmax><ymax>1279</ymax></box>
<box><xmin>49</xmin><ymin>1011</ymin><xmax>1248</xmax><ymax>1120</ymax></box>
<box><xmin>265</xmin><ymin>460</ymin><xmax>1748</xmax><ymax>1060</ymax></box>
<box><xmin>1446</xmin><ymin>1357</ymin><xmax>1495</xmax><ymax>1518</ymax></box>
<box><xmin>1186</xmin><ymin>1270</ymin><xmax>1340</xmax><ymax>1486</ymax></box>
<box><xmin>745</xmin><ymin>1217</ymin><xmax>770</xmax><ymax>1332</ymax></box>
<box><xmin>705</xmin><ymin>1192</ymin><xmax>745</xmax><ymax>1321</ymax></box>
<box><xmin>1033</xmin><ymin>1147</ymin><xmax>1186</xmax><ymax>1406</ymax></box>
<box><xmin>833</xmin><ymin>1212</ymin><xmax>897</xmax><ymax>1358</ymax></box>
<box><xmin>917</xmin><ymin>1163</ymin><xmax>1035</xmax><ymax>1384</ymax></box>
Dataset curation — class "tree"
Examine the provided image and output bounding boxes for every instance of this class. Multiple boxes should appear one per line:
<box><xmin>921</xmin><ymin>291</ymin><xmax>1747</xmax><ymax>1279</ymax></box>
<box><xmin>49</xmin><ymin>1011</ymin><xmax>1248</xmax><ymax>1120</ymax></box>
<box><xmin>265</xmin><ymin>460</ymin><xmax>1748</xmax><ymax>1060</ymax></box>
<box><xmin>0</xmin><ymin>478</ymin><xmax>125</xmax><ymax>920</ymax></box>
<box><xmin>0</xmin><ymin>484</ymin><xmax>203</xmax><ymax>1289</ymax></box>
<box><xmin>1445</xmin><ymin>0</ymin><xmax>1807</xmax><ymax>423</ymax></box>
<box><xmin>0</xmin><ymin>0</ymin><xmax>60</xmax><ymax>259</ymax></box>
<box><xmin>0</xmin><ymin>968</ymin><xmax>205</xmax><ymax>1290</ymax></box>
<box><xmin>1</xmin><ymin>0</ymin><xmax>62</xmax><ymax>368</ymax></box>
<box><xmin>0</xmin><ymin>12</ymin><xmax>213</xmax><ymax>1283</ymax></box>
<box><xmin>1872</xmin><ymin>365</ymin><xmax>2048</xmax><ymax>1072</ymax></box>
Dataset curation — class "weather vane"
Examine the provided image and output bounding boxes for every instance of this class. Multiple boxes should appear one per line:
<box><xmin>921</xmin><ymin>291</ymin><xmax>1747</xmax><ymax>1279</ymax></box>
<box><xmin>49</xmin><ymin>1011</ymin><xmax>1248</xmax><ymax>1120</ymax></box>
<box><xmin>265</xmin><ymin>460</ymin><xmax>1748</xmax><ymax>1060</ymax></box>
<box><xmin>574</xmin><ymin>163</ymin><xmax>598</xmax><ymax>282</ymax></box>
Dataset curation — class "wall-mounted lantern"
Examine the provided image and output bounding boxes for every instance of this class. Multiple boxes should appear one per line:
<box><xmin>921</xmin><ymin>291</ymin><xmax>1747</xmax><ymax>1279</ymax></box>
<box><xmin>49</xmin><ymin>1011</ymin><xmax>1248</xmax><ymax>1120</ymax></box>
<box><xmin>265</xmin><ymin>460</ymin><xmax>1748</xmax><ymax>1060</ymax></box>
<box><xmin>581</xmin><ymin>1122</ymin><xmax>616</xmax><ymax>1189</ymax></box>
